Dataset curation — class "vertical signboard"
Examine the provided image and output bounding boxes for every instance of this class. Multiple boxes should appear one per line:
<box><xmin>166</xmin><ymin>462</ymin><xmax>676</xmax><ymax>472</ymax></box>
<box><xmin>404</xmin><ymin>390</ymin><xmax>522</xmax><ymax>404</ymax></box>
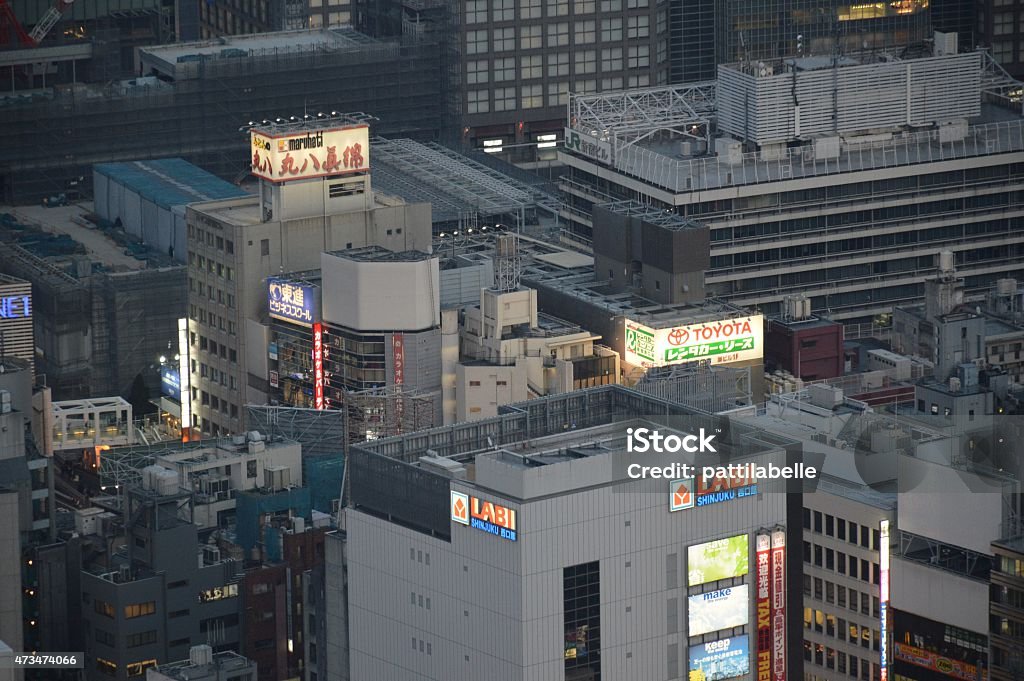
<box><xmin>880</xmin><ymin>520</ymin><xmax>890</xmax><ymax>681</ymax></box>
<box><xmin>313</xmin><ymin>322</ymin><xmax>325</xmax><ymax>410</ymax></box>
<box><xmin>177</xmin><ymin>318</ymin><xmax>192</xmax><ymax>440</ymax></box>
<box><xmin>770</xmin><ymin>529</ymin><xmax>786</xmax><ymax>681</ymax></box>
<box><xmin>756</xmin><ymin>532</ymin><xmax>772</xmax><ymax>681</ymax></box>
<box><xmin>393</xmin><ymin>332</ymin><xmax>405</xmax><ymax>429</ymax></box>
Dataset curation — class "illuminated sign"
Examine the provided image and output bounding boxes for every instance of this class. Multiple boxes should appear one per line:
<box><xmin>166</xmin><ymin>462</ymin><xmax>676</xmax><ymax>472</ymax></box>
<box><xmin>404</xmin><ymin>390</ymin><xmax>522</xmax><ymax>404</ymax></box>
<box><xmin>313</xmin><ymin>322</ymin><xmax>325</xmax><ymax>410</ymax></box>
<box><xmin>0</xmin><ymin>295</ymin><xmax>30</xmax><ymax>319</ymax></box>
<box><xmin>689</xmin><ymin>635</ymin><xmax>750</xmax><ymax>681</ymax></box>
<box><xmin>160</xmin><ymin>366</ymin><xmax>181</xmax><ymax>401</ymax></box>
<box><xmin>624</xmin><ymin>315</ymin><xmax>764</xmax><ymax>368</ymax></box>
<box><xmin>178</xmin><ymin>318</ymin><xmax>192</xmax><ymax>438</ymax></box>
<box><xmin>251</xmin><ymin>125</ymin><xmax>370</xmax><ymax>183</ymax></box>
<box><xmin>688</xmin><ymin>534</ymin><xmax>749</xmax><ymax>586</ymax></box>
<box><xmin>670</xmin><ymin>469</ymin><xmax>759</xmax><ymax>512</ymax></box>
<box><xmin>563</xmin><ymin>127</ymin><xmax>611</xmax><ymax>163</ymax></box>
<box><xmin>688</xmin><ymin>585</ymin><xmax>749</xmax><ymax>637</ymax></box>
<box><xmin>451</xmin><ymin>490</ymin><xmax>517</xmax><ymax>541</ymax></box>
<box><xmin>893</xmin><ymin>643</ymin><xmax>986</xmax><ymax>681</ymax></box>
<box><xmin>756</xmin><ymin>533</ymin><xmax>771</xmax><ymax>681</ymax></box>
<box><xmin>880</xmin><ymin>520</ymin><xmax>890</xmax><ymax>681</ymax></box>
<box><xmin>268</xmin><ymin>278</ymin><xmax>317</xmax><ymax>327</ymax></box>
<box><xmin>770</xmin><ymin>529</ymin><xmax>786</xmax><ymax>681</ymax></box>
<box><xmin>393</xmin><ymin>332</ymin><xmax>404</xmax><ymax>429</ymax></box>
<box><xmin>198</xmin><ymin>584</ymin><xmax>238</xmax><ymax>603</ymax></box>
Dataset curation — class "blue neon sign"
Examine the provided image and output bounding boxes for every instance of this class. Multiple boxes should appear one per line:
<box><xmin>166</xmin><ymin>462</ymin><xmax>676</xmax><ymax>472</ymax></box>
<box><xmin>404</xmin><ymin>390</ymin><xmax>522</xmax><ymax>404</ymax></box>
<box><xmin>0</xmin><ymin>295</ymin><xmax>30</xmax><ymax>319</ymax></box>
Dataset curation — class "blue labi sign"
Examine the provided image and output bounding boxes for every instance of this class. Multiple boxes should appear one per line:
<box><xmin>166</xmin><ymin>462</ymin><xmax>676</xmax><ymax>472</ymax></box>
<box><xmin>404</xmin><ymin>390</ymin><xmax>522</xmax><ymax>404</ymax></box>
<box><xmin>268</xmin><ymin>278</ymin><xmax>316</xmax><ymax>327</ymax></box>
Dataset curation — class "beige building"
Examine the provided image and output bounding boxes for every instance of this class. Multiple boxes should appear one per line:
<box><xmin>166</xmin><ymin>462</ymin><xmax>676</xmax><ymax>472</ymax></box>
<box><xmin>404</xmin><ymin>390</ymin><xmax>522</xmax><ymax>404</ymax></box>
<box><xmin>185</xmin><ymin>122</ymin><xmax>432</xmax><ymax>436</ymax></box>
<box><xmin>455</xmin><ymin>285</ymin><xmax>618</xmax><ymax>422</ymax></box>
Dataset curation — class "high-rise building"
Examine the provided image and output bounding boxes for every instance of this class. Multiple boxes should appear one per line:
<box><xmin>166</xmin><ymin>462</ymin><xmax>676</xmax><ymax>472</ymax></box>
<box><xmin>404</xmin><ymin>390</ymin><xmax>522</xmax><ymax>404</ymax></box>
<box><xmin>185</xmin><ymin>121</ymin><xmax>432</xmax><ymax>436</ymax></box>
<box><xmin>990</xmin><ymin>536</ymin><xmax>1024</xmax><ymax>681</ymax></box>
<box><xmin>326</xmin><ymin>385</ymin><xmax>806</xmax><ymax>681</ymax></box>
<box><xmin>559</xmin><ymin>45</ymin><xmax>1024</xmax><ymax>327</ymax></box>
<box><xmin>0</xmin><ymin>275</ymin><xmax>34</xmax><ymax>377</ymax></box>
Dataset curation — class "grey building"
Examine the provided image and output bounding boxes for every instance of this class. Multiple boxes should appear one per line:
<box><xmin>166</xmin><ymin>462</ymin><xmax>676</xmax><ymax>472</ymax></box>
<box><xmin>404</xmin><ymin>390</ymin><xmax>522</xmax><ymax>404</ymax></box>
<box><xmin>80</xmin><ymin>478</ymin><xmax>244</xmax><ymax>681</ymax></box>
<box><xmin>559</xmin><ymin>45</ymin><xmax>1024</xmax><ymax>328</ymax></box>
<box><xmin>327</xmin><ymin>385</ymin><xmax>806</xmax><ymax>681</ymax></box>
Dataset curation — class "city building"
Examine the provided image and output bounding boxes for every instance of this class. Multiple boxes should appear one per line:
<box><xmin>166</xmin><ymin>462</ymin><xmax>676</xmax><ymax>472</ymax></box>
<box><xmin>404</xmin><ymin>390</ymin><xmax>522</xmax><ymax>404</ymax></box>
<box><xmin>735</xmin><ymin>387</ymin><xmax>1016</xmax><ymax>681</ymax></box>
<box><xmin>764</xmin><ymin>296</ymin><xmax>845</xmax><ymax>381</ymax></box>
<box><xmin>146</xmin><ymin>646</ymin><xmax>256</xmax><ymax>681</ymax></box>
<box><xmin>0</xmin><ymin>29</ymin><xmax>441</xmax><ymax>202</ymax></box>
<box><xmin>93</xmin><ymin>159</ymin><xmax>250</xmax><ymax>265</ymax></box>
<box><xmin>185</xmin><ymin>120</ymin><xmax>433</xmax><ymax>436</ymax></box>
<box><xmin>559</xmin><ymin>44</ymin><xmax>1024</xmax><ymax>328</ymax></box>
<box><xmin>990</xmin><ymin>535</ymin><xmax>1024</xmax><ymax>681</ymax></box>
<box><xmin>196</xmin><ymin>0</ymin><xmax>325</xmax><ymax>38</ymax></box>
<box><xmin>0</xmin><ymin>209</ymin><xmax>185</xmax><ymax>400</ymax></box>
<box><xmin>80</xmin><ymin>474</ymin><xmax>246</xmax><ymax>681</ymax></box>
<box><xmin>0</xmin><ymin>275</ymin><xmax>34</xmax><ymax>376</ymax></box>
<box><xmin>327</xmin><ymin>385</ymin><xmax>805</xmax><ymax>681</ymax></box>
<box><xmin>978</xmin><ymin>0</ymin><xmax>1024</xmax><ymax>79</ymax></box>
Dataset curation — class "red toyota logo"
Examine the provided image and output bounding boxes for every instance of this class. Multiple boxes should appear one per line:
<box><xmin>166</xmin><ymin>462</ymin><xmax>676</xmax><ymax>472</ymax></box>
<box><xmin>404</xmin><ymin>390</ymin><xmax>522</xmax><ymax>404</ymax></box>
<box><xmin>667</xmin><ymin>328</ymin><xmax>689</xmax><ymax>346</ymax></box>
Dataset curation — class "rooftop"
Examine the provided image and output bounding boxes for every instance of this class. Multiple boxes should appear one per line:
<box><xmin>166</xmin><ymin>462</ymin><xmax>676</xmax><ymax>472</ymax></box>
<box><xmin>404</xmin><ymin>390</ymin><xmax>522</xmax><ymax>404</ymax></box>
<box><xmin>140</xmin><ymin>27</ymin><xmax>378</xmax><ymax>66</ymax></box>
<box><xmin>152</xmin><ymin>651</ymin><xmax>254</xmax><ymax>680</ymax></box>
<box><xmin>562</xmin><ymin>50</ymin><xmax>1024</xmax><ymax>196</ymax></box>
<box><xmin>599</xmin><ymin>199</ymin><xmax>704</xmax><ymax>230</ymax></box>
<box><xmin>94</xmin><ymin>159</ymin><xmax>248</xmax><ymax>210</ymax></box>
<box><xmin>327</xmin><ymin>245</ymin><xmax>434</xmax><ymax>262</ymax></box>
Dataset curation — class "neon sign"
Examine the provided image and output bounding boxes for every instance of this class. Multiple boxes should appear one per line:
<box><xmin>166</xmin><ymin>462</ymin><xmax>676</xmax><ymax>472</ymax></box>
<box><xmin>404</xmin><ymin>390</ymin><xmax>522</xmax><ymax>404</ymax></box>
<box><xmin>313</xmin><ymin>322</ymin><xmax>325</xmax><ymax>410</ymax></box>
<box><xmin>451</xmin><ymin>490</ymin><xmax>517</xmax><ymax>541</ymax></box>
<box><xmin>0</xmin><ymin>295</ymin><xmax>30</xmax><ymax>319</ymax></box>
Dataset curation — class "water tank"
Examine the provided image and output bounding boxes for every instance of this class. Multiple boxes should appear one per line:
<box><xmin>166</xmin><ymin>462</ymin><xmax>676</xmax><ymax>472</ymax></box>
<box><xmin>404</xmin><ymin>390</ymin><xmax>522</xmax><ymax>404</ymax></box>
<box><xmin>938</xmin><ymin>250</ymin><xmax>955</xmax><ymax>273</ymax></box>
<box><xmin>189</xmin><ymin>644</ymin><xmax>213</xmax><ymax>666</ymax></box>
<box><xmin>949</xmin><ymin>376</ymin><xmax>961</xmax><ymax>393</ymax></box>
<box><xmin>997</xmin><ymin>278</ymin><xmax>1017</xmax><ymax>296</ymax></box>
<box><xmin>0</xmin><ymin>357</ymin><xmax>32</xmax><ymax>421</ymax></box>
<box><xmin>803</xmin><ymin>298</ymin><xmax>812</xmax><ymax>318</ymax></box>
<box><xmin>495</xmin><ymin>234</ymin><xmax>518</xmax><ymax>258</ymax></box>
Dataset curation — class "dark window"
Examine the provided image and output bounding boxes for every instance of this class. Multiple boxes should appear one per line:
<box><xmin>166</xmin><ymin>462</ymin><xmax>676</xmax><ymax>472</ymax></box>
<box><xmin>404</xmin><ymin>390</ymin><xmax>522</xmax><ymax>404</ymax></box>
<box><xmin>564</xmin><ymin>561</ymin><xmax>601</xmax><ymax>678</ymax></box>
<box><xmin>260</xmin><ymin>239</ymin><xmax>270</xmax><ymax>256</ymax></box>
<box><xmin>826</xmin><ymin>515</ymin><xmax>834</xmax><ymax>536</ymax></box>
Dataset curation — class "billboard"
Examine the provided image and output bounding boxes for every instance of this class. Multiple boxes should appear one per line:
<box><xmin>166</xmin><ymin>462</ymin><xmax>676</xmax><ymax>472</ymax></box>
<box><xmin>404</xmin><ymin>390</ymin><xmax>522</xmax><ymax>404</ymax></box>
<box><xmin>451</xmin><ymin>490</ymin><xmax>518</xmax><ymax>541</ymax></box>
<box><xmin>687</xmin><ymin>534</ymin><xmax>749</xmax><ymax>586</ymax></box>
<box><xmin>880</xmin><ymin>520</ymin><xmax>890</xmax><ymax>681</ymax></box>
<box><xmin>251</xmin><ymin>124</ymin><xmax>370</xmax><ymax>183</ymax></box>
<box><xmin>755</xmin><ymin>533</ymin><xmax>771</xmax><ymax>681</ymax></box>
<box><xmin>160</xmin><ymin>366</ymin><xmax>181</xmax><ymax>401</ymax></box>
<box><xmin>268</xmin><ymin>278</ymin><xmax>318</xmax><ymax>327</ymax></box>
<box><xmin>624</xmin><ymin>315</ymin><xmax>763</xmax><ymax>368</ymax></box>
<box><xmin>688</xmin><ymin>585</ymin><xmax>749</xmax><ymax>637</ymax></box>
<box><xmin>313</xmin><ymin>322</ymin><xmax>325</xmax><ymax>410</ymax></box>
<box><xmin>563</xmin><ymin>127</ymin><xmax>611</xmax><ymax>163</ymax></box>
<box><xmin>669</xmin><ymin>468</ymin><xmax>759</xmax><ymax>513</ymax></box>
<box><xmin>689</xmin><ymin>635</ymin><xmax>750</xmax><ymax>681</ymax></box>
<box><xmin>770</xmin><ymin>530</ymin><xmax>786</xmax><ymax>681</ymax></box>
<box><xmin>893</xmin><ymin>643</ymin><xmax>985</xmax><ymax>681</ymax></box>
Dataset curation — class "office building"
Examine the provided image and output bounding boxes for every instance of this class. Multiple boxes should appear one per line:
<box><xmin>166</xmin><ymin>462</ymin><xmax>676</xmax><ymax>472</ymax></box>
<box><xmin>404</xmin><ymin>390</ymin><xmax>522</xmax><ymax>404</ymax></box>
<box><xmin>764</xmin><ymin>296</ymin><xmax>845</xmax><ymax>381</ymax></box>
<box><xmin>736</xmin><ymin>388</ymin><xmax>1016</xmax><ymax>681</ymax></box>
<box><xmin>990</xmin><ymin>536</ymin><xmax>1024</xmax><ymax>681</ymax></box>
<box><xmin>0</xmin><ymin>29</ymin><xmax>441</xmax><ymax>203</ymax></box>
<box><xmin>80</xmin><ymin>475</ymin><xmax>246</xmax><ymax>681</ymax></box>
<box><xmin>559</xmin><ymin>44</ymin><xmax>1024</xmax><ymax>328</ymax></box>
<box><xmin>0</xmin><ymin>210</ymin><xmax>185</xmax><ymax>400</ymax></box>
<box><xmin>0</xmin><ymin>275</ymin><xmax>34</xmax><ymax>377</ymax></box>
<box><xmin>146</xmin><ymin>647</ymin><xmax>256</xmax><ymax>681</ymax></box>
<box><xmin>196</xmin><ymin>0</ymin><xmax>346</xmax><ymax>38</ymax></box>
<box><xmin>978</xmin><ymin>0</ymin><xmax>1024</xmax><ymax>79</ymax></box>
<box><xmin>185</xmin><ymin>121</ymin><xmax>432</xmax><ymax>436</ymax></box>
<box><xmin>327</xmin><ymin>385</ymin><xmax>805</xmax><ymax>681</ymax></box>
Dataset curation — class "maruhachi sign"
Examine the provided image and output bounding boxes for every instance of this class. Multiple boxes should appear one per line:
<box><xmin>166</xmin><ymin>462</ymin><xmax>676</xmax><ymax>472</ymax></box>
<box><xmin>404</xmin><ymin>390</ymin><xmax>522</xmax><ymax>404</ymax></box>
<box><xmin>624</xmin><ymin>315</ymin><xmax>764</xmax><ymax>368</ymax></box>
<box><xmin>251</xmin><ymin>124</ymin><xmax>370</xmax><ymax>183</ymax></box>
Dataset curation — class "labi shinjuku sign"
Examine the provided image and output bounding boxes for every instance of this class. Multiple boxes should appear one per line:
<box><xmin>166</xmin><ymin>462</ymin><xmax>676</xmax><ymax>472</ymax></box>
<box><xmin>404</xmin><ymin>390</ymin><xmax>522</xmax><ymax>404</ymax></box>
<box><xmin>451</xmin><ymin>490</ymin><xmax>518</xmax><ymax>541</ymax></box>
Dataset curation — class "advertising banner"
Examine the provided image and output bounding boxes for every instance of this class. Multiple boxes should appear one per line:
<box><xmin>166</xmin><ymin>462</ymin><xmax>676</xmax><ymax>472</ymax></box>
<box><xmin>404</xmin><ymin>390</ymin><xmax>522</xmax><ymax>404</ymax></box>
<box><xmin>688</xmin><ymin>534</ymin><xmax>750</xmax><ymax>586</ymax></box>
<box><xmin>688</xmin><ymin>635</ymin><xmax>750</xmax><ymax>681</ymax></box>
<box><xmin>880</xmin><ymin>520</ymin><xmax>890</xmax><ymax>681</ymax></box>
<box><xmin>160</xmin><ymin>366</ymin><xmax>181</xmax><ymax>400</ymax></box>
<box><xmin>756</xmin><ymin>533</ymin><xmax>771</xmax><ymax>681</ymax></box>
<box><xmin>688</xmin><ymin>585</ymin><xmax>749</xmax><ymax>637</ymax></box>
<box><xmin>313</xmin><ymin>322</ymin><xmax>325</xmax><ymax>410</ymax></box>
<box><xmin>251</xmin><ymin>124</ymin><xmax>369</xmax><ymax>183</ymax></box>
<box><xmin>624</xmin><ymin>316</ymin><xmax>763</xmax><ymax>368</ymax></box>
<box><xmin>893</xmin><ymin>643</ymin><xmax>985</xmax><ymax>681</ymax></box>
<box><xmin>770</xmin><ymin>530</ymin><xmax>786</xmax><ymax>681</ymax></box>
<box><xmin>268</xmin><ymin>278</ymin><xmax>318</xmax><ymax>327</ymax></box>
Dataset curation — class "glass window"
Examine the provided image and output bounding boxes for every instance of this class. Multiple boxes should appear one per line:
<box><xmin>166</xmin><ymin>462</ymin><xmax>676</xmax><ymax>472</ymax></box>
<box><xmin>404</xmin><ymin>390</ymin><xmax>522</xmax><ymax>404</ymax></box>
<box><xmin>521</xmin><ymin>0</ymin><xmax>541</xmax><ymax>18</ymax></box>
<box><xmin>547</xmin><ymin>0</ymin><xmax>569</xmax><ymax>15</ymax></box>
<box><xmin>466</xmin><ymin>29</ymin><xmax>488</xmax><ymax>54</ymax></box>
<box><xmin>547</xmin><ymin>21</ymin><xmax>569</xmax><ymax>46</ymax></box>
<box><xmin>600</xmin><ymin>47</ymin><xmax>622</xmax><ymax>71</ymax></box>
<box><xmin>575</xmin><ymin>19</ymin><xmax>595</xmax><ymax>44</ymax></box>
<box><xmin>548</xmin><ymin>52</ymin><xmax>569</xmax><ymax>76</ymax></box>
<box><xmin>493</xmin><ymin>0</ymin><xmax>514</xmax><ymax>20</ymax></box>
<box><xmin>465</xmin><ymin>0</ymin><xmax>487</xmax><ymax>23</ymax></box>
<box><xmin>466</xmin><ymin>59</ymin><xmax>489</xmax><ymax>84</ymax></box>
<box><xmin>600</xmin><ymin>17</ymin><xmax>622</xmax><ymax>41</ymax></box>
<box><xmin>494</xmin><ymin>87</ymin><xmax>517</xmax><ymax>111</ymax></box>
<box><xmin>627</xmin><ymin>44</ymin><xmax>649</xmax><ymax>68</ymax></box>
<box><xmin>493</xmin><ymin>27</ymin><xmax>515</xmax><ymax>51</ymax></box>
<box><xmin>467</xmin><ymin>90</ymin><xmax>489</xmax><ymax>114</ymax></box>
<box><xmin>521</xmin><ymin>54</ymin><xmax>542</xmax><ymax>78</ymax></box>
<box><xmin>627</xmin><ymin>14</ymin><xmax>649</xmax><ymax>38</ymax></box>
<box><xmin>522</xmin><ymin>84</ymin><xmax>543</xmax><ymax>108</ymax></box>
<box><xmin>520</xmin><ymin>24</ymin><xmax>542</xmax><ymax>49</ymax></box>
<box><xmin>573</xmin><ymin>0</ymin><xmax>594</xmax><ymax>12</ymax></box>
<box><xmin>547</xmin><ymin>82</ymin><xmax>568</xmax><ymax>106</ymax></box>
<box><xmin>494</xmin><ymin>56</ymin><xmax>515</xmax><ymax>80</ymax></box>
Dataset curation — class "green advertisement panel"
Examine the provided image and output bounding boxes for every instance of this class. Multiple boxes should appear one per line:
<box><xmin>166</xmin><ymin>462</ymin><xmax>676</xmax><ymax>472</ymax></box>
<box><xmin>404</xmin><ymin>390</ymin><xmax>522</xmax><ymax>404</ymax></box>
<box><xmin>687</xmin><ymin>534</ymin><xmax>749</xmax><ymax>586</ymax></box>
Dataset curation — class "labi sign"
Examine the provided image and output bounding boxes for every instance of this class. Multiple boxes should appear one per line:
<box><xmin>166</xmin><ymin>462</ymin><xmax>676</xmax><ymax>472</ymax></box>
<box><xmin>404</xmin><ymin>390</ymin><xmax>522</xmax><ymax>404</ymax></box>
<box><xmin>451</xmin><ymin>490</ymin><xmax>518</xmax><ymax>541</ymax></box>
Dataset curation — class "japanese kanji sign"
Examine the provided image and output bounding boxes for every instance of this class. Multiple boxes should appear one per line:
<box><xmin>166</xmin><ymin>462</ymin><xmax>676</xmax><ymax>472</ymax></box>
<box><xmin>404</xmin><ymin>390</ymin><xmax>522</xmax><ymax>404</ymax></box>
<box><xmin>624</xmin><ymin>315</ymin><xmax>763</xmax><ymax>368</ymax></box>
<box><xmin>251</xmin><ymin>124</ymin><xmax>370</xmax><ymax>183</ymax></box>
<box><xmin>268</xmin><ymin>278</ymin><xmax>318</xmax><ymax>327</ymax></box>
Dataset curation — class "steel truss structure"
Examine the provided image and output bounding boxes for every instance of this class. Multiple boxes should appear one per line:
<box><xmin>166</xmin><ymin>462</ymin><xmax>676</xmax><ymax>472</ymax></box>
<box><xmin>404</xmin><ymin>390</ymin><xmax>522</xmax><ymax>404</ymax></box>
<box><xmin>371</xmin><ymin>138</ymin><xmax>533</xmax><ymax>225</ymax></box>
<box><xmin>568</xmin><ymin>81</ymin><xmax>717</xmax><ymax>149</ymax></box>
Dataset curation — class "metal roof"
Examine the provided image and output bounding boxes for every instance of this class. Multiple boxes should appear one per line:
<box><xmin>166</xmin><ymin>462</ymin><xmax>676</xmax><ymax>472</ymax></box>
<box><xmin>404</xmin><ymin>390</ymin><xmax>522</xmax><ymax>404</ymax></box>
<box><xmin>370</xmin><ymin>138</ymin><xmax>533</xmax><ymax>223</ymax></box>
<box><xmin>94</xmin><ymin>158</ymin><xmax>249</xmax><ymax>210</ymax></box>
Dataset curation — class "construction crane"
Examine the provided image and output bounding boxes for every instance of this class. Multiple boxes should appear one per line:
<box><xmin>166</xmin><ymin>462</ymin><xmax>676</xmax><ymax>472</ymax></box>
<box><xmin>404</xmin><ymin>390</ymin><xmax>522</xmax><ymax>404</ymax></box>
<box><xmin>0</xmin><ymin>0</ymin><xmax>74</xmax><ymax>47</ymax></box>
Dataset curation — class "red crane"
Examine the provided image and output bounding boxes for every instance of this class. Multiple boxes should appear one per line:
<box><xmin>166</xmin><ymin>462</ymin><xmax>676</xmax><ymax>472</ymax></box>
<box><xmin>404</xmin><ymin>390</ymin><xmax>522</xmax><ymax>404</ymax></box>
<box><xmin>0</xmin><ymin>0</ymin><xmax>75</xmax><ymax>48</ymax></box>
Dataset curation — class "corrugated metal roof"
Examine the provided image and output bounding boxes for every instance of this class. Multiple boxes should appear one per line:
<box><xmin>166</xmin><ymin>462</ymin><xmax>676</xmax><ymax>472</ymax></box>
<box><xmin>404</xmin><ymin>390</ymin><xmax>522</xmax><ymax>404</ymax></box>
<box><xmin>94</xmin><ymin>158</ymin><xmax>248</xmax><ymax>210</ymax></box>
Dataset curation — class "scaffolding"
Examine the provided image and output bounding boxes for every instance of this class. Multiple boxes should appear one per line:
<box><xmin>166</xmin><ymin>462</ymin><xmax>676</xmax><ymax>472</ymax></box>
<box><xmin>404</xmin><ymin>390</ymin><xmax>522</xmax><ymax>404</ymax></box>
<box><xmin>633</xmin><ymin>363</ymin><xmax>753</xmax><ymax>413</ymax></box>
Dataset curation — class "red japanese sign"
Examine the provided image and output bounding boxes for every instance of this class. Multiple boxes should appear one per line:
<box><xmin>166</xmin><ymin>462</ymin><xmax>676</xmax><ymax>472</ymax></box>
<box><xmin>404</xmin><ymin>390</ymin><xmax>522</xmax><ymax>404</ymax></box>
<box><xmin>251</xmin><ymin>125</ymin><xmax>370</xmax><ymax>183</ymax></box>
<box><xmin>313</xmin><ymin>322</ymin><xmax>325</xmax><ymax>410</ymax></box>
